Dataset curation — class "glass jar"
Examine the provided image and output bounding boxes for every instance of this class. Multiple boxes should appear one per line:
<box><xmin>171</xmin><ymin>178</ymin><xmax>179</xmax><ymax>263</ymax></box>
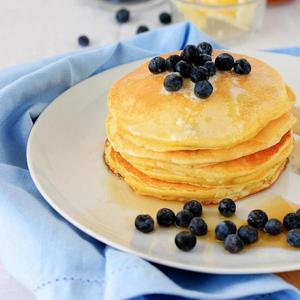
<box><xmin>170</xmin><ymin>0</ymin><xmax>266</xmax><ymax>46</ymax></box>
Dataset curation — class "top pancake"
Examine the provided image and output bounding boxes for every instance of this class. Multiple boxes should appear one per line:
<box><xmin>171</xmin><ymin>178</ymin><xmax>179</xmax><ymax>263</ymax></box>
<box><xmin>108</xmin><ymin>50</ymin><xmax>295</xmax><ymax>150</ymax></box>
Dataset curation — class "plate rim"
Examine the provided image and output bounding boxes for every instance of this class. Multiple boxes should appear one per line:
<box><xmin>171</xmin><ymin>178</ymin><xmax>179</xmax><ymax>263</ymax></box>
<box><xmin>27</xmin><ymin>50</ymin><xmax>300</xmax><ymax>274</ymax></box>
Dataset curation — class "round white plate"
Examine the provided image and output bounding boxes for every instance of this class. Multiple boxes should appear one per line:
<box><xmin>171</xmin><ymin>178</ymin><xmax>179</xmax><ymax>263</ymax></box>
<box><xmin>27</xmin><ymin>51</ymin><xmax>300</xmax><ymax>274</ymax></box>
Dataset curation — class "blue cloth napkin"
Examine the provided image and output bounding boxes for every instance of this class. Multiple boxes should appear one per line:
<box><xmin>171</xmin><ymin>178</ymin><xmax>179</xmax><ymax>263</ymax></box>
<box><xmin>0</xmin><ymin>21</ymin><xmax>299</xmax><ymax>300</ymax></box>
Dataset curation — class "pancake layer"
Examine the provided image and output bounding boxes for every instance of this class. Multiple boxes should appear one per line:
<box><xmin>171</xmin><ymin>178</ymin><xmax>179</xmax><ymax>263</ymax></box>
<box><xmin>105</xmin><ymin>50</ymin><xmax>296</xmax><ymax>204</ymax></box>
<box><xmin>108</xmin><ymin>50</ymin><xmax>295</xmax><ymax>150</ymax></box>
<box><xmin>104</xmin><ymin>141</ymin><xmax>288</xmax><ymax>204</ymax></box>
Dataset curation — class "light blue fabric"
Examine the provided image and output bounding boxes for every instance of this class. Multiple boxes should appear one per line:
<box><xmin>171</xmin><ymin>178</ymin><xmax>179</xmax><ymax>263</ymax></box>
<box><xmin>0</xmin><ymin>21</ymin><xmax>299</xmax><ymax>300</ymax></box>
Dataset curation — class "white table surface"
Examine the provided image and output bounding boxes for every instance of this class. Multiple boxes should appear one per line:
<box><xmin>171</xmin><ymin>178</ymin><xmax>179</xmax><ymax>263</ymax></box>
<box><xmin>0</xmin><ymin>0</ymin><xmax>300</xmax><ymax>299</ymax></box>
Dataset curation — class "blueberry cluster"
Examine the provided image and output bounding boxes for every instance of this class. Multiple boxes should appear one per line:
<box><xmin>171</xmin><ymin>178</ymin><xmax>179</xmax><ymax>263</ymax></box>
<box><xmin>148</xmin><ymin>43</ymin><xmax>251</xmax><ymax>99</ymax></box>
<box><xmin>134</xmin><ymin>199</ymin><xmax>300</xmax><ymax>254</ymax></box>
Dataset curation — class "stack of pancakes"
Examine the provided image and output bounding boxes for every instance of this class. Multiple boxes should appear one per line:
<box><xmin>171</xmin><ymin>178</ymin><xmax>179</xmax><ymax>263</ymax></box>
<box><xmin>104</xmin><ymin>50</ymin><xmax>296</xmax><ymax>204</ymax></box>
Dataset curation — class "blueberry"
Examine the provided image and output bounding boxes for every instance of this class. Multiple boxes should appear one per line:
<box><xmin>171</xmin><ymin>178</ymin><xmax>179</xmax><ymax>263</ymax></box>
<box><xmin>197</xmin><ymin>42</ymin><xmax>213</xmax><ymax>55</ymax></box>
<box><xmin>197</xmin><ymin>54</ymin><xmax>212</xmax><ymax>66</ymax></box>
<box><xmin>181</xmin><ymin>45</ymin><xmax>199</xmax><ymax>64</ymax></box>
<box><xmin>136</xmin><ymin>25</ymin><xmax>149</xmax><ymax>34</ymax></box>
<box><xmin>203</xmin><ymin>61</ymin><xmax>216</xmax><ymax>76</ymax></box>
<box><xmin>175</xmin><ymin>231</ymin><xmax>196</xmax><ymax>251</ymax></box>
<box><xmin>159</xmin><ymin>12</ymin><xmax>172</xmax><ymax>25</ymax></box>
<box><xmin>194</xmin><ymin>80</ymin><xmax>213</xmax><ymax>99</ymax></box>
<box><xmin>247</xmin><ymin>209</ymin><xmax>268</xmax><ymax>229</ymax></box>
<box><xmin>176</xmin><ymin>210</ymin><xmax>194</xmax><ymax>227</ymax></box>
<box><xmin>218</xmin><ymin>198</ymin><xmax>236</xmax><ymax>217</ymax></box>
<box><xmin>175</xmin><ymin>61</ymin><xmax>192</xmax><ymax>78</ymax></box>
<box><xmin>287</xmin><ymin>229</ymin><xmax>300</xmax><ymax>247</ymax></box>
<box><xmin>116</xmin><ymin>8</ymin><xmax>130</xmax><ymax>24</ymax></box>
<box><xmin>148</xmin><ymin>57</ymin><xmax>167</xmax><ymax>74</ymax></box>
<box><xmin>135</xmin><ymin>214</ymin><xmax>154</xmax><ymax>233</ymax></box>
<box><xmin>156</xmin><ymin>208</ymin><xmax>176</xmax><ymax>226</ymax></box>
<box><xmin>224</xmin><ymin>234</ymin><xmax>244</xmax><ymax>253</ymax></box>
<box><xmin>264</xmin><ymin>218</ymin><xmax>283</xmax><ymax>235</ymax></box>
<box><xmin>163</xmin><ymin>73</ymin><xmax>183</xmax><ymax>92</ymax></box>
<box><xmin>183</xmin><ymin>200</ymin><xmax>202</xmax><ymax>217</ymax></box>
<box><xmin>166</xmin><ymin>55</ymin><xmax>182</xmax><ymax>72</ymax></box>
<box><xmin>215</xmin><ymin>53</ymin><xmax>234</xmax><ymax>71</ymax></box>
<box><xmin>283</xmin><ymin>213</ymin><xmax>300</xmax><ymax>230</ymax></box>
<box><xmin>234</xmin><ymin>58</ymin><xmax>251</xmax><ymax>75</ymax></box>
<box><xmin>78</xmin><ymin>35</ymin><xmax>90</xmax><ymax>47</ymax></box>
<box><xmin>215</xmin><ymin>220</ymin><xmax>237</xmax><ymax>241</ymax></box>
<box><xmin>189</xmin><ymin>217</ymin><xmax>208</xmax><ymax>236</ymax></box>
<box><xmin>190</xmin><ymin>66</ymin><xmax>209</xmax><ymax>83</ymax></box>
<box><xmin>238</xmin><ymin>225</ymin><xmax>258</xmax><ymax>244</ymax></box>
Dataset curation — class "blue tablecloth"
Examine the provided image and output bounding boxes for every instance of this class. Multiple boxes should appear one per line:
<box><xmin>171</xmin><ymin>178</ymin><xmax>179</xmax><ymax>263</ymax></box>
<box><xmin>0</xmin><ymin>22</ymin><xmax>299</xmax><ymax>300</ymax></box>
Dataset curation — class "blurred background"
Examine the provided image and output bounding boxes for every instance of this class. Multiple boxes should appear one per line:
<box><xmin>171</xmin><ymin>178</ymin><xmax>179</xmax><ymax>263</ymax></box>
<box><xmin>0</xmin><ymin>0</ymin><xmax>300</xmax><ymax>69</ymax></box>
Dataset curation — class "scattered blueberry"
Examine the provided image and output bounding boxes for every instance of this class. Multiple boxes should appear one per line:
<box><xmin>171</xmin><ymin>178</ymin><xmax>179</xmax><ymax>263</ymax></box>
<box><xmin>175</xmin><ymin>61</ymin><xmax>192</xmax><ymax>78</ymax></box>
<box><xmin>166</xmin><ymin>55</ymin><xmax>182</xmax><ymax>72</ymax></box>
<box><xmin>136</xmin><ymin>25</ymin><xmax>149</xmax><ymax>34</ymax></box>
<box><xmin>159</xmin><ymin>12</ymin><xmax>172</xmax><ymax>25</ymax></box>
<box><xmin>181</xmin><ymin>45</ymin><xmax>199</xmax><ymax>64</ymax></box>
<box><xmin>215</xmin><ymin>220</ymin><xmax>237</xmax><ymax>241</ymax></box>
<box><xmin>283</xmin><ymin>213</ymin><xmax>300</xmax><ymax>230</ymax></box>
<box><xmin>175</xmin><ymin>231</ymin><xmax>197</xmax><ymax>251</ymax></box>
<box><xmin>264</xmin><ymin>218</ymin><xmax>283</xmax><ymax>235</ymax></box>
<box><xmin>203</xmin><ymin>61</ymin><xmax>216</xmax><ymax>76</ymax></box>
<box><xmin>164</xmin><ymin>73</ymin><xmax>183</xmax><ymax>92</ymax></box>
<box><xmin>218</xmin><ymin>198</ymin><xmax>236</xmax><ymax>217</ymax></box>
<box><xmin>224</xmin><ymin>234</ymin><xmax>244</xmax><ymax>253</ymax></box>
<box><xmin>183</xmin><ymin>200</ymin><xmax>202</xmax><ymax>217</ymax></box>
<box><xmin>116</xmin><ymin>8</ymin><xmax>130</xmax><ymax>24</ymax></box>
<box><xmin>190</xmin><ymin>66</ymin><xmax>209</xmax><ymax>83</ymax></box>
<box><xmin>215</xmin><ymin>53</ymin><xmax>234</xmax><ymax>71</ymax></box>
<box><xmin>135</xmin><ymin>214</ymin><xmax>154</xmax><ymax>233</ymax></box>
<box><xmin>197</xmin><ymin>54</ymin><xmax>212</xmax><ymax>66</ymax></box>
<box><xmin>148</xmin><ymin>56</ymin><xmax>167</xmax><ymax>74</ymax></box>
<box><xmin>176</xmin><ymin>210</ymin><xmax>194</xmax><ymax>227</ymax></box>
<box><xmin>287</xmin><ymin>229</ymin><xmax>300</xmax><ymax>248</ymax></box>
<box><xmin>247</xmin><ymin>209</ymin><xmax>268</xmax><ymax>229</ymax></box>
<box><xmin>238</xmin><ymin>225</ymin><xmax>258</xmax><ymax>244</ymax></box>
<box><xmin>189</xmin><ymin>217</ymin><xmax>208</xmax><ymax>236</ymax></box>
<box><xmin>78</xmin><ymin>35</ymin><xmax>90</xmax><ymax>47</ymax></box>
<box><xmin>197</xmin><ymin>42</ymin><xmax>213</xmax><ymax>55</ymax></box>
<box><xmin>194</xmin><ymin>80</ymin><xmax>213</xmax><ymax>99</ymax></box>
<box><xmin>156</xmin><ymin>208</ymin><xmax>176</xmax><ymax>227</ymax></box>
<box><xmin>234</xmin><ymin>58</ymin><xmax>251</xmax><ymax>75</ymax></box>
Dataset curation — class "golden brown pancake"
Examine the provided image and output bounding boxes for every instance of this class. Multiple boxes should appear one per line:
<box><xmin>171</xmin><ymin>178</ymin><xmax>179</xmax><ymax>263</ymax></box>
<box><xmin>104</xmin><ymin>141</ymin><xmax>288</xmax><ymax>203</ymax></box>
<box><xmin>108</xmin><ymin>50</ymin><xmax>295</xmax><ymax>151</ymax></box>
<box><xmin>105</xmin><ymin>49</ymin><xmax>296</xmax><ymax>204</ymax></box>
<box><xmin>120</xmin><ymin>131</ymin><xmax>293</xmax><ymax>186</ymax></box>
<box><xmin>107</xmin><ymin>112</ymin><xmax>296</xmax><ymax>165</ymax></box>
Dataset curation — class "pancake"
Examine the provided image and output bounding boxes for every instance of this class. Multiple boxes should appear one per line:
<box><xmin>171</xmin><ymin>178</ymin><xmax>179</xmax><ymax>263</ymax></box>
<box><xmin>108</xmin><ymin>50</ymin><xmax>295</xmax><ymax>151</ymax></box>
<box><xmin>107</xmin><ymin>112</ymin><xmax>296</xmax><ymax>165</ymax></box>
<box><xmin>104</xmin><ymin>141</ymin><xmax>287</xmax><ymax>203</ymax></box>
<box><xmin>120</xmin><ymin>131</ymin><xmax>293</xmax><ymax>186</ymax></box>
<box><xmin>105</xmin><ymin>49</ymin><xmax>296</xmax><ymax>204</ymax></box>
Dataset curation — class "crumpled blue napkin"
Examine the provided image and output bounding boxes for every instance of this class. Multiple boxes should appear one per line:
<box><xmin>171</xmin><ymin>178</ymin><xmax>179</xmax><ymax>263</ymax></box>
<box><xmin>0</xmin><ymin>21</ymin><xmax>299</xmax><ymax>300</ymax></box>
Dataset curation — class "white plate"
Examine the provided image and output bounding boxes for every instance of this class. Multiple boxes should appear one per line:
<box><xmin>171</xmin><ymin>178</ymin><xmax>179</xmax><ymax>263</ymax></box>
<box><xmin>27</xmin><ymin>51</ymin><xmax>300</xmax><ymax>274</ymax></box>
